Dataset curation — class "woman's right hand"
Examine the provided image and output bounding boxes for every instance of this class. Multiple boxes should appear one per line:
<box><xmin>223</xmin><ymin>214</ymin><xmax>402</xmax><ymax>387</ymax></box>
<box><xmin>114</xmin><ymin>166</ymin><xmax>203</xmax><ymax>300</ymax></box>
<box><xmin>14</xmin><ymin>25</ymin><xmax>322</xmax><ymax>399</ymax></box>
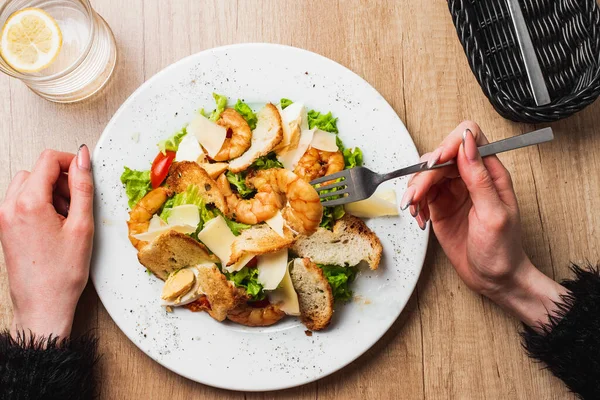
<box><xmin>403</xmin><ymin>121</ymin><xmax>567</xmax><ymax>329</ymax></box>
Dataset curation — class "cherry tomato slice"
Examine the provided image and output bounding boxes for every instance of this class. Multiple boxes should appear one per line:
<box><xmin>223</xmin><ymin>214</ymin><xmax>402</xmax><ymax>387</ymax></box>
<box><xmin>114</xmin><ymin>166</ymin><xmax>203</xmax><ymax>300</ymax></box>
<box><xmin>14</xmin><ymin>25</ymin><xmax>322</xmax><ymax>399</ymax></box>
<box><xmin>151</xmin><ymin>150</ymin><xmax>176</xmax><ymax>188</ymax></box>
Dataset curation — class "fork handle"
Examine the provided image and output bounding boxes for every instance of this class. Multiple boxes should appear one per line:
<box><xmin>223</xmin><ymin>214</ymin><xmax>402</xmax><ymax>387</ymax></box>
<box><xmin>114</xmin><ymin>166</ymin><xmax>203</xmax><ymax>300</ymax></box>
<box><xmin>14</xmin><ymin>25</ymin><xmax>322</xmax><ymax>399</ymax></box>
<box><xmin>377</xmin><ymin>127</ymin><xmax>554</xmax><ymax>184</ymax></box>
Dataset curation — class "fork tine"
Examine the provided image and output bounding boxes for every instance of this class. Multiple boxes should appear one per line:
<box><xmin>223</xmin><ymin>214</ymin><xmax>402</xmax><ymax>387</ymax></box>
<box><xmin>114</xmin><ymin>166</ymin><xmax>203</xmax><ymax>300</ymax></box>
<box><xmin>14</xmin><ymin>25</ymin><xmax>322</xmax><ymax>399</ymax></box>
<box><xmin>319</xmin><ymin>187</ymin><xmax>349</xmax><ymax>199</ymax></box>
<box><xmin>313</xmin><ymin>180</ymin><xmax>346</xmax><ymax>192</ymax></box>
<box><xmin>310</xmin><ymin>170</ymin><xmax>348</xmax><ymax>185</ymax></box>
<box><xmin>320</xmin><ymin>196</ymin><xmax>352</xmax><ymax>207</ymax></box>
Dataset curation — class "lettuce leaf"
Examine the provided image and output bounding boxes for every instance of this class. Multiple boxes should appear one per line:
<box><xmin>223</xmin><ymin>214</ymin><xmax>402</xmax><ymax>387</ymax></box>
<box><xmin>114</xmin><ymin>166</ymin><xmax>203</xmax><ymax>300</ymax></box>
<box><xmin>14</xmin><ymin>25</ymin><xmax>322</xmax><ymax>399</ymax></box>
<box><xmin>318</xmin><ymin>264</ymin><xmax>358</xmax><ymax>302</ymax></box>
<box><xmin>320</xmin><ymin>204</ymin><xmax>346</xmax><ymax>230</ymax></box>
<box><xmin>307</xmin><ymin>110</ymin><xmax>338</xmax><ymax>133</ymax></box>
<box><xmin>234</xmin><ymin>100</ymin><xmax>258</xmax><ymax>130</ymax></box>
<box><xmin>335</xmin><ymin>135</ymin><xmax>363</xmax><ymax>169</ymax></box>
<box><xmin>280</xmin><ymin>98</ymin><xmax>293</xmax><ymax>109</ymax></box>
<box><xmin>213</xmin><ymin>209</ymin><xmax>251</xmax><ymax>236</ymax></box>
<box><xmin>251</xmin><ymin>152</ymin><xmax>283</xmax><ymax>170</ymax></box>
<box><xmin>157</xmin><ymin>127</ymin><xmax>187</xmax><ymax>155</ymax></box>
<box><xmin>209</xmin><ymin>93</ymin><xmax>228</xmax><ymax>121</ymax></box>
<box><xmin>159</xmin><ymin>185</ymin><xmax>206</xmax><ymax>222</ymax></box>
<box><xmin>223</xmin><ymin>267</ymin><xmax>265</xmax><ymax>300</ymax></box>
<box><xmin>343</xmin><ymin>147</ymin><xmax>363</xmax><ymax>169</ymax></box>
<box><xmin>225</xmin><ymin>171</ymin><xmax>256</xmax><ymax>199</ymax></box>
<box><xmin>120</xmin><ymin>167</ymin><xmax>151</xmax><ymax>208</ymax></box>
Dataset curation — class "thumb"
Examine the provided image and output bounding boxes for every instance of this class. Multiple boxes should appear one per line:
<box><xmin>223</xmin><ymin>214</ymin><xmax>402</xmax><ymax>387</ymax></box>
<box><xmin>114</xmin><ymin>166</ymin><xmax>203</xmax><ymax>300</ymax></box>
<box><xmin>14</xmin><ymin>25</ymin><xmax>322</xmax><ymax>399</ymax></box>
<box><xmin>66</xmin><ymin>144</ymin><xmax>94</xmax><ymax>228</ymax></box>
<box><xmin>457</xmin><ymin>129</ymin><xmax>503</xmax><ymax>216</ymax></box>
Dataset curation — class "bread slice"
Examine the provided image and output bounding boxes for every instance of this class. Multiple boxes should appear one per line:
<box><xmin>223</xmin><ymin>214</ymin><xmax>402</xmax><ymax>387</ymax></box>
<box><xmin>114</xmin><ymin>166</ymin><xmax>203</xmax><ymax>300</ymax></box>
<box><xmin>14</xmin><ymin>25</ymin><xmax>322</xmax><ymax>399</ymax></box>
<box><xmin>196</xmin><ymin>265</ymin><xmax>247</xmax><ymax>322</ymax></box>
<box><xmin>137</xmin><ymin>230</ymin><xmax>218</xmax><ymax>280</ymax></box>
<box><xmin>291</xmin><ymin>215</ymin><xmax>382</xmax><ymax>270</ymax></box>
<box><xmin>166</xmin><ymin>161</ymin><xmax>227</xmax><ymax>214</ymax></box>
<box><xmin>289</xmin><ymin>258</ymin><xmax>334</xmax><ymax>331</ymax></box>
<box><xmin>228</xmin><ymin>224</ymin><xmax>296</xmax><ymax>265</ymax></box>
<box><xmin>228</xmin><ymin>104</ymin><xmax>283</xmax><ymax>173</ymax></box>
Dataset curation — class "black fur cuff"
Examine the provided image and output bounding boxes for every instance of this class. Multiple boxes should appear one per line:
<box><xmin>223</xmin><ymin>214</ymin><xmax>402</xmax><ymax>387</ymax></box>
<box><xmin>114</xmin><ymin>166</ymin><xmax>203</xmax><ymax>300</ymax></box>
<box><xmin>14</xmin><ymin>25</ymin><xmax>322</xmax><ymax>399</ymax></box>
<box><xmin>0</xmin><ymin>330</ymin><xmax>98</xmax><ymax>400</ymax></box>
<box><xmin>522</xmin><ymin>264</ymin><xmax>600</xmax><ymax>399</ymax></box>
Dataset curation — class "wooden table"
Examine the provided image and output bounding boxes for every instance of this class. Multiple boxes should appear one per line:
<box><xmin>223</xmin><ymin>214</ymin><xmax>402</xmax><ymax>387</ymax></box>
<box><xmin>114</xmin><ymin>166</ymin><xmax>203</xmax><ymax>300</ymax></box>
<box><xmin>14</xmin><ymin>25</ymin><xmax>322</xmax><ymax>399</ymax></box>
<box><xmin>1</xmin><ymin>1</ymin><xmax>599</xmax><ymax>398</ymax></box>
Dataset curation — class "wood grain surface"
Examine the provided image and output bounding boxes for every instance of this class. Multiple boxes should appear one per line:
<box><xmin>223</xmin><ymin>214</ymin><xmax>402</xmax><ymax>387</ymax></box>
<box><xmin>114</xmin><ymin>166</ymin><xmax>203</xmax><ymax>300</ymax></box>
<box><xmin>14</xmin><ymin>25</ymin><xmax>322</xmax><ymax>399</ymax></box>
<box><xmin>1</xmin><ymin>1</ymin><xmax>598</xmax><ymax>398</ymax></box>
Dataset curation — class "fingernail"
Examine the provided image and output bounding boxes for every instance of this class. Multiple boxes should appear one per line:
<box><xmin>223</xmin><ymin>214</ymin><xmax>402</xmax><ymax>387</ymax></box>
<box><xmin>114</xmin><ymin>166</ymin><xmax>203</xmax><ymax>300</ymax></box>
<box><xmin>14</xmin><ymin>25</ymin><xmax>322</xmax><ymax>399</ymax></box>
<box><xmin>400</xmin><ymin>186</ymin><xmax>415</xmax><ymax>210</ymax></box>
<box><xmin>410</xmin><ymin>203</ymin><xmax>420</xmax><ymax>218</ymax></box>
<box><xmin>416</xmin><ymin>214</ymin><xmax>427</xmax><ymax>230</ymax></box>
<box><xmin>427</xmin><ymin>147</ymin><xmax>443</xmax><ymax>168</ymax></box>
<box><xmin>77</xmin><ymin>144</ymin><xmax>91</xmax><ymax>171</ymax></box>
<box><xmin>463</xmin><ymin>129</ymin><xmax>479</xmax><ymax>162</ymax></box>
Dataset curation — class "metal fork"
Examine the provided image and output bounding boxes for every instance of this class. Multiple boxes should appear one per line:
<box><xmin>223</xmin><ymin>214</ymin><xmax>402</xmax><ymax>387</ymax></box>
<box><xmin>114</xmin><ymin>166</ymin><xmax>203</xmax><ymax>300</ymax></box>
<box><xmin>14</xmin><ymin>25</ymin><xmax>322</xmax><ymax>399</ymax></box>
<box><xmin>311</xmin><ymin>127</ymin><xmax>554</xmax><ymax>207</ymax></box>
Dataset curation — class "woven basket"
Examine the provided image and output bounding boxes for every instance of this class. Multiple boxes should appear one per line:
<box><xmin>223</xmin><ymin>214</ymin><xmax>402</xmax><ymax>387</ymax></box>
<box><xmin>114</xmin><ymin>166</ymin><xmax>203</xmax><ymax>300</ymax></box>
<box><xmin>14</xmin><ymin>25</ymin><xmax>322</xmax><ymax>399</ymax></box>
<box><xmin>448</xmin><ymin>0</ymin><xmax>600</xmax><ymax>123</ymax></box>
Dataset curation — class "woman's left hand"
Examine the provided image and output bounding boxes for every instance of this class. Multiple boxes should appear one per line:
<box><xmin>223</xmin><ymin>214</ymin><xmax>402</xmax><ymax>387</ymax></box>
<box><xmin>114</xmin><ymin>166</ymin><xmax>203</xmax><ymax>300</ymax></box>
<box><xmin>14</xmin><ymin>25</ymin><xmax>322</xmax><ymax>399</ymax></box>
<box><xmin>0</xmin><ymin>146</ymin><xmax>94</xmax><ymax>339</ymax></box>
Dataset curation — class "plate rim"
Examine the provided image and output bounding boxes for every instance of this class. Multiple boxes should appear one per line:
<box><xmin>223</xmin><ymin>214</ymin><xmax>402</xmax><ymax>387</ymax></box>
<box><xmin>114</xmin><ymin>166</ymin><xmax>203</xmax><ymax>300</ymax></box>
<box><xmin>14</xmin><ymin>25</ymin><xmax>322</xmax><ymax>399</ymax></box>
<box><xmin>91</xmin><ymin>42</ymin><xmax>429</xmax><ymax>391</ymax></box>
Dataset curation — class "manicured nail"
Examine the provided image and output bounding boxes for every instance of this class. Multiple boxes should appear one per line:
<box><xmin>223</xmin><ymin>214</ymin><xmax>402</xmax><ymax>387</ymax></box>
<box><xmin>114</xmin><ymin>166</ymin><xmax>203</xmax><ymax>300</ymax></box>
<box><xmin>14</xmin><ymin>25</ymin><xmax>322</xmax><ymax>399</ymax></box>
<box><xmin>416</xmin><ymin>214</ymin><xmax>427</xmax><ymax>230</ymax></box>
<box><xmin>77</xmin><ymin>144</ymin><xmax>91</xmax><ymax>171</ymax></box>
<box><xmin>410</xmin><ymin>203</ymin><xmax>420</xmax><ymax>218</ymax></box>
<box><xmin>400</xmin><ymin>186</ymin><xmax>415</xmax><ymax>210</ymax></box>
<box><xmin>427</xmin><ymin>147</ymin><xmax>443</xmax><ymax>168</ymax></box>
<box><xmin>463</xmin><ymin>129</ymin><xmax>479</xmax><ymax>162</ymax></box>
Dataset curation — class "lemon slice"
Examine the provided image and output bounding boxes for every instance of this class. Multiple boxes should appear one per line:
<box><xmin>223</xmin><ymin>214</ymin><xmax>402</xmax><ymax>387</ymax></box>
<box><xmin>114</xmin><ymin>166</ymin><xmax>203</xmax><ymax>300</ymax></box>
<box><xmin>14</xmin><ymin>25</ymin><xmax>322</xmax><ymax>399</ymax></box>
<box><xmin>0</xmin><ymin>8</ymin><xmax>62</xmax><ymax>73</ymax></box>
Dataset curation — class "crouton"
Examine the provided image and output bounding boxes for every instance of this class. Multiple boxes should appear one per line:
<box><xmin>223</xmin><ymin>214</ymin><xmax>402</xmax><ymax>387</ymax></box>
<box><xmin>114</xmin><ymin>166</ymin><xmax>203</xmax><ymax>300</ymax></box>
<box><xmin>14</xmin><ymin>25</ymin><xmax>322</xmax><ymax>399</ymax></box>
<box><xmin>291</xmin><ymin>215</ymin><xmax>382</xmax><ymax>270</ymax></box>
<box><xmin>289</xmin><ymin>258</ymin><xmax>334</xmax><ymax>331</ymax></box>
<box><xmin>137</xmin><ymin>230</ymin><xmax>218</xmax><ymax>280</ymax></box>
<box><xmin>228</xmin><ymin>104</ymin><xmax>283</xmax><ymax>173</ymax></box>
<box><xmin>166</xmin><ymin>161</ymin><xmax>227</xmax><ymax>214</ymax></box>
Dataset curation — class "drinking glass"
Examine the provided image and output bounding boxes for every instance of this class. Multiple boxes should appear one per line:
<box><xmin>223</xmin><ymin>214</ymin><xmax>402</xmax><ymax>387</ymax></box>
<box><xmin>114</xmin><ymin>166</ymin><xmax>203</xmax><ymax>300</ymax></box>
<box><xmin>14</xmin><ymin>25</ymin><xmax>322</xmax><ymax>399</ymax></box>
<box><xmin>0</xmin><ymin>0</ymin><xmax>117</xmax><ymax>103</ymax></box>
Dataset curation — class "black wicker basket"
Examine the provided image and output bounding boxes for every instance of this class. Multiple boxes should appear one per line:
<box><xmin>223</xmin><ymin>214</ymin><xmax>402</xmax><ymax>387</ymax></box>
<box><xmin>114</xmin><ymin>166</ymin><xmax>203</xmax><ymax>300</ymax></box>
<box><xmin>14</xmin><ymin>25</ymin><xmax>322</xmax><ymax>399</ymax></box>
<box><xmin>448</xmin><ymin>0</ymin><xmax>600</xmax><ymax>123</ymax></box>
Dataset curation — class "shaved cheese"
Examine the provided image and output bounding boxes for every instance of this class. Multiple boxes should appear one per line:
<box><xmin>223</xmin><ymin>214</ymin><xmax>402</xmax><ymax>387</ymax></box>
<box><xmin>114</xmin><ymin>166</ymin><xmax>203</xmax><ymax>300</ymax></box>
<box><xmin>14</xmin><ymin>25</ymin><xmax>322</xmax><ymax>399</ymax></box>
<box><xmin>226</xmin><ymin>253</ymin><xmax>254</xmax><ymax>273</ymax></box>
<box><xmin>265</xmin><ymin>211</ymin><xmax>285</xmax><ymax>237</ymax></box>
<box><xmin>167</xmin><ymin>205</ymin><xmax>200</xmax><ymax>227</ymax></box>
<box><xmin>270</xmin><ymin>261</ymin><xmax>300</xmax><ymax>315</ymax></box>
<box><xmin>148</xmin><ymin>215</ymin><xmax>167</xmax><ymax>231</ymax></box>
<box><xmin>196</xmin><ymin>216</ymin><xmax>235</xmax><ymax>266</ymax></box>
<box><xmin>310</xmin><ymin>129</ymin><xmax>338</xmax><ymax>152</ymax></box>
<box><xmin>187</xmin><ymin>114</ymin><xmax>227</xmax><ymax>158</ymax></box>
<box><xmin>175</xmin><ymin>131</ymin><xmax>204</xmax><ymax>162</ymax></box>
<box><xmin>276</xmin><ymin>102</ymin><xmax>306</xmax><ymax>153</ymax></box>
<box><xmin>132</xmin><ymin>224</ymin><xmax>197</xmax><ymax>241</ymax></box>
<box><xmin>344</xmin><ymin>188</ymin><xmax>399</xmax><ymax>218</ymax></box>
<box><xmin>257</xmin><ymin>249</ymin><xmax>288</xmax><ymax>290</ymax></box>
<box><xmin>278</xmin><ymin>128</ymin><xmax>315</xmax><ymax>170</ymax></box>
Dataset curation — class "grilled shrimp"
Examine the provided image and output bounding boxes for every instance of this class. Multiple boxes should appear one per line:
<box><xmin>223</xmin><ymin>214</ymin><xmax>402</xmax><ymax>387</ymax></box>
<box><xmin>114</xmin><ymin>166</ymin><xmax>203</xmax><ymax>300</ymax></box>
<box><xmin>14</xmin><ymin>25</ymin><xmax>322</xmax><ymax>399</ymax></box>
<box><xmin>227</xmin><ymin>303</ymin><xmax>286</xmax><ymax>327</ymax></box>
<box><xmin>294</xmin><ymin>147</ymin><xmax>344</xmax><ymax>182</ymax></box>
<box><xmin>127</xmin><ymin>187</ymin><xmax>172</xmax><ymax>250</ymax></box>
<box><xmin>216</xmin><ymin>168</ymin><xmax>323</xmax><ymax>235</ymax></box>
<box><xmin>213</xmin><ymin>109</ymin><xmax>252</xmax><ymax>161</ymax></box>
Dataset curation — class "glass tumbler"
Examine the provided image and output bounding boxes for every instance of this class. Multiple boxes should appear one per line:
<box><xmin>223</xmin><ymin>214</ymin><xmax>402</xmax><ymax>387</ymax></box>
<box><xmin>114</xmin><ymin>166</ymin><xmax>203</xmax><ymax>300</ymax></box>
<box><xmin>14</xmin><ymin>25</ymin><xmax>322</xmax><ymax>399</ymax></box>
<box><xmin>0</xmin><ymin>0</ymin><xmax>117</xmax><ymax>103</ymax></box>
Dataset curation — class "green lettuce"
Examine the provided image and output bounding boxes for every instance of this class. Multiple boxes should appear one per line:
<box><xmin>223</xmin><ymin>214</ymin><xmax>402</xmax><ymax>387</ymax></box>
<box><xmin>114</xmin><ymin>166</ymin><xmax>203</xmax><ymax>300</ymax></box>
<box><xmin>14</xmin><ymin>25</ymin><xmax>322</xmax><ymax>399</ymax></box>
<box><xmin>209</xmin><ymin>93</ymin><xmax>228</xmax><ymax>121</ymax></box>
<box><xmin>307</xmin><ymin>110</ymin><xmax>338</xmax><ymax>133</ymax></box>
<box><xmin>318</xmin><ymin>264</ymin><xmax>358</xmax><ymax>302</ymax></box>
<box><xmin>280</xmin><ymin>98</ymin><xmax>293</xmax><ymax>109</ymax></box>
<box><xmin>234</xmin><ymin>100</ymin><xmax>258</xmax><ymax>130</ymax></box>
<box><xmin>320</xmin><ymin>204</ymin><xmax>346</xmax><ymax>230</ymax></box>
<box><xmin>214</xmin><ymin>209</ymin><xmax>251</xmax><ymax>236</ymax></box>
<box><xmin>157</xmin><ymin>127</ymin><xmax>187</xmax><ymax>155</ymax></box>
<box><xmin>251</xmin><ymin>152</ymin><xmax>283</xmax><ymax>170</ymax></box>
<box><xmin>223</xmin><ymin>267</ymin><xmax>265</xmax><ymax>300</ymax></box>
<box><xmin>120</xmin><ymin>167</ymin><xmax>151</xmax><ymax>208</ymax></box>
<box><xmin>159</xmin><ymin>185</ymin><xmax>206</xmax><ymax>222</ymax></box>
<box><xmin>343</xmin><ymin>147</ymin><xmax>363</xmax><ymax>169</ymax></box>
<box><xmin>225</xmin><ymin>171</ymin><xmax>256</xmax><ymax>199</ymax></box>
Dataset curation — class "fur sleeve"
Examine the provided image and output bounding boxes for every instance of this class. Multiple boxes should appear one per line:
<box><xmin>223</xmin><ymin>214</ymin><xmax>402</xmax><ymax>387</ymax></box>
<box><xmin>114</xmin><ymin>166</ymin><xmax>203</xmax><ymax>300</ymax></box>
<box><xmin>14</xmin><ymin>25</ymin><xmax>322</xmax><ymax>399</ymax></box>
<box><xmin>522</xmin><ymin>264</ymin><xmax>600</xmax><ymax>399</ymax></box>
<box><xmin>0</xmin><ymin>330</ymin><xmax>98</xmax><ymax>400</ymax></box>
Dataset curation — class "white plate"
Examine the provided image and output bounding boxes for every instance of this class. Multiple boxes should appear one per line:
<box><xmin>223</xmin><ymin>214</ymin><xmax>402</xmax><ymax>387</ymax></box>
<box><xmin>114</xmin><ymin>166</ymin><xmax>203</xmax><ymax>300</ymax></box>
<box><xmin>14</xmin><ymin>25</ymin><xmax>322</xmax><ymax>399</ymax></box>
<box><xmin>91</xmin><ymin>43</ymin><xmax>428</xmax><ymax>391</ymax></box>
